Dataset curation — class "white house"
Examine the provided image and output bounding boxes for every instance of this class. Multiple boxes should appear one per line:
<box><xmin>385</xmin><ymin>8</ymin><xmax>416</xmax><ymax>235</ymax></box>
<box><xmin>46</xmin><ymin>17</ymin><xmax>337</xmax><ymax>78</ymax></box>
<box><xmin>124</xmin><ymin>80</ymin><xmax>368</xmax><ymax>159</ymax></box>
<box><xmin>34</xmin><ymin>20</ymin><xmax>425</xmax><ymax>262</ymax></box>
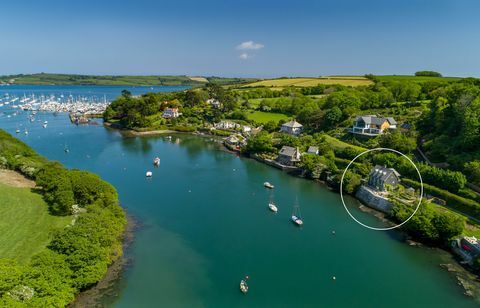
<box><xmin>214</xmin><ymin>121</ymin><xmax>240</xmax><ymax>130</ymax></box>
<box><xmin>350</xmin><ymin>115</ymin><xmax>397</xmax><ymax>136</ymax></box>
<box><xmin>280</xmin><ymin>120</ymin><xmax>303</xmax><ymax>136</ymax></box>
<box><xmin>242</xmin><ymin>125</ymin><xmax>252</xmax><ymax>134</ymax></box>
<box><xmin>162</xmin><ymin>108</ymin><xmax>181</xmax><ymax>118</ymax></box>
<box><xmin>207</xmin><ymin>98</ymin><xmax>221</xmax><ymax>109</ymax></box>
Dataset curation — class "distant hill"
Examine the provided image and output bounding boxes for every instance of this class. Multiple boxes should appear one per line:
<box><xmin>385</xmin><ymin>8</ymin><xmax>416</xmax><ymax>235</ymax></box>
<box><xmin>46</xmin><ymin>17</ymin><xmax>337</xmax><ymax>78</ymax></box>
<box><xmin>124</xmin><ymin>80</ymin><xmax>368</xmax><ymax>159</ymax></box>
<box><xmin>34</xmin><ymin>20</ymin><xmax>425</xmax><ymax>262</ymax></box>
<box><xmin>0</xmin><ymin>73</ymin><xmax>258</xmax><ymax>86</ymax></box>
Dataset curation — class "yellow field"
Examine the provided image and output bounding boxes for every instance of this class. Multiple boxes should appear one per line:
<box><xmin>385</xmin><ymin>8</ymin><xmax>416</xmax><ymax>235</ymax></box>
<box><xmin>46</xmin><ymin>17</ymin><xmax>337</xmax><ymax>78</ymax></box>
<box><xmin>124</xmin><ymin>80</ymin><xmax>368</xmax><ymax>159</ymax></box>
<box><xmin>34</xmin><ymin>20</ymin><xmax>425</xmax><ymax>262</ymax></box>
<box><xmin>188</xmin><ymin>76</ymin><xmax>209</xmax><ymax>83</ymax></box>
<box><xmin>242</xmin><ymin>76</ymin><xmax>372</xmax><ymax>88</ymax></box>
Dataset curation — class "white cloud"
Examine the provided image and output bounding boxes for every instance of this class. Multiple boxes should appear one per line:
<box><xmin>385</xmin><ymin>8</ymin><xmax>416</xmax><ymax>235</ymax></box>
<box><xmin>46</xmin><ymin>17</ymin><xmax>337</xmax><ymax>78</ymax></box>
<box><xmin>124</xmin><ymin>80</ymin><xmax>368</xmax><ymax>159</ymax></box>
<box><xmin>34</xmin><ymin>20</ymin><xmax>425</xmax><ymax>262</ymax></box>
<box><xmin>239</xmin><ymin>53</ymin><xmax>250</xmax><ymax>60</ymax></box>
<box><xmin>236</xmin><ymin>41</ymin><xmax>264</xmax><ymax>50</ymax></box>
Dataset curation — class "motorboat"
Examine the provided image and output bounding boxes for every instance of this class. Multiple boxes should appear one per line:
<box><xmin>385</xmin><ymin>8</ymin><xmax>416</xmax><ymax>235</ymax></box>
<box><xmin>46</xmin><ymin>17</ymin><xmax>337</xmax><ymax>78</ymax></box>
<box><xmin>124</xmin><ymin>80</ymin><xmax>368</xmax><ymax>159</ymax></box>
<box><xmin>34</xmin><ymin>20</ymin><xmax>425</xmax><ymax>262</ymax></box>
<box><xmin>263</xmin><ymin>182</ymin><xmax>274</xmax><ymax>189</ymax></box>
<box><xmin>146</xmin><ymin>171</ymin><xmax>153</xmax><ymax>177</ymax></box>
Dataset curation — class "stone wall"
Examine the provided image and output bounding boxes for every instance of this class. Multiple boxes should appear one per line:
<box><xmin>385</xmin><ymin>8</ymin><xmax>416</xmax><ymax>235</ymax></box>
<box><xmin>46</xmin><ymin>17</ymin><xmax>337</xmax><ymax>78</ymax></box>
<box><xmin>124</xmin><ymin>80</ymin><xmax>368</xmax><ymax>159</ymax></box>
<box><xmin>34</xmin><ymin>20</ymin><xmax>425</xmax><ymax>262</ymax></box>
<box><xmin>355</xmin><ymin>185</ymin><xmax>393</xmax><ymax>214</ymax></box>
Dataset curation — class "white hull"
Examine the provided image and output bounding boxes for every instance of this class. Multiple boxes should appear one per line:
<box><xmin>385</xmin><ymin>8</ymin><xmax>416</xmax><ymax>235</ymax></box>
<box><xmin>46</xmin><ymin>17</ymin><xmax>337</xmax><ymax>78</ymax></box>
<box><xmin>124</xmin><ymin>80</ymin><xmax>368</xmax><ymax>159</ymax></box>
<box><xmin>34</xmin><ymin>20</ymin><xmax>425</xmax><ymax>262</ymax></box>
<box><xmin>268</xmin><ymin>203</ymin><xmax>278</xmax><ymax>212</ymax></box>
<box><xmin>292</xmin><ymin>215</ymin><xmax>303</xmax><ymax>226</ymax></box>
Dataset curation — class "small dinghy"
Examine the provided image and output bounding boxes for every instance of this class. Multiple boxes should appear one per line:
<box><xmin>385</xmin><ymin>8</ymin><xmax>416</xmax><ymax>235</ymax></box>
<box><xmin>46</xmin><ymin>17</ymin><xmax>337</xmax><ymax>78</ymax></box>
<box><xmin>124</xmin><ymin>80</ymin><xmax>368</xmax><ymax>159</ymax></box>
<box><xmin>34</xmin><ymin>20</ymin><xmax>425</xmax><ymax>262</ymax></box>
<box><xmin>263</xmin><ymin>182</ymin><xmax>274</xmax><ymax>189</ymax></box>
<box><xmin>239</xmin><ymin>276</ymin><xmax>249</xmax><ymax>294</ymax></box>
<box><xmin>146</xmin><ymin>171</ymin><xmax>153</xmax><ymax>177</ymax></box>
<box><xmin>153</xmin><ymin>157</ymin><xmax>161</xmax><ymax>166</ymax></box>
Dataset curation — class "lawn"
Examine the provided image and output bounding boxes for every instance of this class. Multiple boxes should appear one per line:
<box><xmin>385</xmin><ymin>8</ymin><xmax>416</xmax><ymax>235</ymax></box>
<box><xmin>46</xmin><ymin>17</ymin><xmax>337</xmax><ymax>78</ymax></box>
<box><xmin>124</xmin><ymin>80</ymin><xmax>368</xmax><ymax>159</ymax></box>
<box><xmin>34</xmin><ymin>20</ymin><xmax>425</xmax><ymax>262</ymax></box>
<box><xmin>242</xmin><ymin>76</ymin><xmax>373</xmax><ymax>88</ymax></box>
<box><xmin>323</xmin><ymin>134</ymin><xmax>367</xmax><ymax>152</ymax></box>
<box><xmin>246</xmin><ymin>111</ymin><xmax>290</xmax><ymax>124</ymax></box>
<box><xmin>0</xmin><ymin>183</ymin><xmax>71</xmax><ymax>263</ymax></box>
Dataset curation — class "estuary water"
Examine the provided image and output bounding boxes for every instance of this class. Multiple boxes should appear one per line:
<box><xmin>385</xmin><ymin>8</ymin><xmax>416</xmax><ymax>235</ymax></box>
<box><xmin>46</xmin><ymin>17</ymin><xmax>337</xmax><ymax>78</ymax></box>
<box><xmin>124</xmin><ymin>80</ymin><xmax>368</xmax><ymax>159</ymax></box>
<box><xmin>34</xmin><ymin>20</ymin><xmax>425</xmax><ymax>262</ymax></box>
<box><xmin>0</xmin><ymin>86</ymin><xmax>478</xmax><ymax>307</ymax></box>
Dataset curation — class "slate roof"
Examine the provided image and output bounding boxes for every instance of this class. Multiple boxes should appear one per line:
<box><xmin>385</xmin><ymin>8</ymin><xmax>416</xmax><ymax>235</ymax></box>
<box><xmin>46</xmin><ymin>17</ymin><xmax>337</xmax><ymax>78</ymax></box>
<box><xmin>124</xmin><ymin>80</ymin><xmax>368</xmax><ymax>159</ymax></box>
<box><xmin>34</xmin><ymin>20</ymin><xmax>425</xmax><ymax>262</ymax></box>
<box><xmin>307</xmin><ymin>146</ymin><xmax>319</xmax><ymax>153</ymax></box>
<box><xmin>279</xmin><ymin>146</ymin><xmax>298</xmax><ymax>157</ymax></box>
<box><xmin>282</xmin><ymin>120</ymin><xmax>303</xmax><ymax>128</ymax></box>
<box><xmin>370</xmin><ymin>165</ymin><xmax>401</xmax><ymax>180</ymax></box>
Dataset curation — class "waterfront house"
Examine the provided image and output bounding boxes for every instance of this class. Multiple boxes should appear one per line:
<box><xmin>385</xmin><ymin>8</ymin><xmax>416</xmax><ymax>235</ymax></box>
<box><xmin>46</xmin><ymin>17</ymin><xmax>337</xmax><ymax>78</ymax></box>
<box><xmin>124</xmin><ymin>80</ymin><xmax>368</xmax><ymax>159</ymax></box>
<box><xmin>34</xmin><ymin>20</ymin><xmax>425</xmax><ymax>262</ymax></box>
<box><xmin>350</xmin><ymin>115</ymin><xmax>396</xmax><ymax>136</ymax></box>
<box><xmin>280</xmin><ymin>120</ymin><xmax>303</xmax><ymax>136</ymax></box>
<box><xmin>162</xmin><ymin>108</ymin><xmax>181</xmax><ymax>118</ymax></box>
<box><xmin>368</xmin><ymin>165</ymin><xmax>400</xmax><ymax>191</ymax></box>
<box><xmin>277</xmin><ymin>146</ymin><xmax>301</xmax><ymax>166</ymax></box>
<box><xmin>225</xmin><ymin>135</ymin><xmax>240</xmax><ymax>146</ymax></box>
<box><xmin>307</xmin><ymin>146</ymin><xmax>319</xmax><ymax>155</ymax></box>
<box><xmin>242</xmin><ymin>125</ymin><xmax>252</xmax><ymax>134</ymax></box>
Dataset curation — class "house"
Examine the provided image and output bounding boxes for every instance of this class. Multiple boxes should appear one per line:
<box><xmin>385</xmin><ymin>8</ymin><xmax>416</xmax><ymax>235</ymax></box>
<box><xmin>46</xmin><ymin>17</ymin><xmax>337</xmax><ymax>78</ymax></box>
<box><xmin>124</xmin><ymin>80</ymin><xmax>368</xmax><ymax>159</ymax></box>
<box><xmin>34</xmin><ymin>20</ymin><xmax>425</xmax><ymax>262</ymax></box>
<box><xmin>350</xmin><ymin>115</ymin><xmax>396</xmax><ymax>136</ymax></box>
<box><xmin>280</xmin><ymin>120</ymin><xmax>303</xmax><ymax>136</ymax></box>
<box><xmin>368</xmin><ymin>165</ymin><xmax>401</xmax><ymax>191</ymax></box>
<box><xmin>306</xmin><ymin>146</ymin><xmax>319</xmax><ymax>155</ymax></box>
<box><xmin>214</xmin><ymin>121</ymin><xmax>240</xmax><ymax>130</ymax></box>
<box><xmin>162</xmin><ymin>108</ymin><xmax>181</xmax><ymax>118</ymax></box>
<box><xmin>276</xmin><ymin>146</ymin><xmax>301</xmax><ymax>166</ymax></box>
<box><xmin>225</xmin><ymin>135</ymin><xmax>240</xmax><ymax>147</ymax></box>
<box><xmin>207</xmin><ymin>98</ymin><xmax>221</xmax><ymax>109</ymax></box>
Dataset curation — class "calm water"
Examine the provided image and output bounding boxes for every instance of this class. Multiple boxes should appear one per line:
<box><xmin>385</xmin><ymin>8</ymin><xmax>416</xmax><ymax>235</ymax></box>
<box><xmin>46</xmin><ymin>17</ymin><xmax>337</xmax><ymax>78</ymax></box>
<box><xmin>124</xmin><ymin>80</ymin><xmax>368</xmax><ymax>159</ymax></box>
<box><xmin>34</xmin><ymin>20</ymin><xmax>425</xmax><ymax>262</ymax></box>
<box><xmin>0</xmin><ymin>88</ymin><xmax>478</xmax><ymax>307</ymax></box>
<box><xmin>0</xmin><ymin>84</ymin><xmax>189</xmax><ymax>101</ymax></box>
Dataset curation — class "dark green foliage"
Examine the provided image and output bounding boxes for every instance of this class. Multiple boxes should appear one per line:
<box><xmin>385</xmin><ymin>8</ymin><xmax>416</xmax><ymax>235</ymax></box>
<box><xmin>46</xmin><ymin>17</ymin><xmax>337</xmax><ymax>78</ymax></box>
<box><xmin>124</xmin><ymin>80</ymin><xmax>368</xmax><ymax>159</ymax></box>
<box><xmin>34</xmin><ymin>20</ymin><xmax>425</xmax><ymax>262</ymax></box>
<box><xmin>415</xmin><ymin>71</ymin><xmax>442</xmax><ymax>77</ymax></box>
<box><xmin>378</xmin><ymin>131</ymin><xmax>417</xmax><ymax>153</ymax></box>
<box><xmin>0</xmin><ymin>129</ymin><xmax>126</xmax><ymax>306</ymax></box>
<box><xmin>402</xmin><ymin>178</ymin><xmax>480</xmax><ymax>219</ymax></box>
<box><xmin>342</xmin><ymin>171</ymin><xmax>362</xmax><ymax>194</ymax></box>
<box><xmin>392</xmin><ymin>201</ymin><xmax>464</xmax><ymax>243</ymax></box>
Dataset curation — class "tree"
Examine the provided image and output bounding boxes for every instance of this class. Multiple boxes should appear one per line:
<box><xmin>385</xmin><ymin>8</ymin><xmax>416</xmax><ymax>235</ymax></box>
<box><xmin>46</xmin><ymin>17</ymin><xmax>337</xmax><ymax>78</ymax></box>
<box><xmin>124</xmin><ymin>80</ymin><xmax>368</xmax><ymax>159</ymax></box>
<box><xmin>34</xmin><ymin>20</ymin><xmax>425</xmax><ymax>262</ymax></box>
<box><xmin>415</xmin><ymin>71</ymin><xmax>442</xmax><ymax>77</ymax></box>
<box><xmin>379</xmin><ymin>131</ymin><xmax>417</xmax><ymax>153</ymax></box>
<box><xmin>342</xmin><ymin>171</ymin><xmax>362</xmax><ymax>194</ymax></box>
<box><xmin>245</xmin><ymin>132</ymin><xmax>275</xmax><ymax>154</ymax></box>
<box><xmin>324</xmin><ymin>106</ymin><xmax>343</xmax><ymax>128</ymax></box>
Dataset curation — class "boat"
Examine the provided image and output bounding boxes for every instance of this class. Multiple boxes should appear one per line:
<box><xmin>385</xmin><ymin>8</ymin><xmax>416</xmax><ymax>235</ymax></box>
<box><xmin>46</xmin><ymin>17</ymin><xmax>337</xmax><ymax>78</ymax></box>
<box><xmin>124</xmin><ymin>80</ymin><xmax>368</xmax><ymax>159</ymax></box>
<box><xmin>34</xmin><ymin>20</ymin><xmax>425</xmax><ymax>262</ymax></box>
<box><xmin>43</xmin><ymin>120</ymin><xmax>48</xmax><ymax>124</ymax></box>
<box><xmin>264</xmin><ymin>182</ymin><xmax>274</xmax><ymax>189</ymax></box>
<box><xmin>24</xmin><ymin>128</ymin><xmax>28</xmax><ymax>135</ymax></box>
<box><xmin>15</xmin><ymin>129</ymin><xmax>20</xmax><ymax>134</ymax></box>
<box><xmin>291</xmin><ymin>197</ymin><xmax>303</xmax><ymax>226</ymax></box>
<box><xmin>239</xmin><ymin>276</ymin><xmax>249</xmax><ymax>294</ymax></box>
<box><xmin>42</xmin><ymin>124</ymin><xmax>47</xmax><ymax>128</ymax></box>
<box><xmin>146</xmin><ymin>171</ymin><xmax>153</xmax><ymax>177</ymax></box>
<box><xmin>153</xmin><ymin>157</ymin><xmax>161</xmax><ymax>166</ymax></box>
<box><xmin>268</xmin><ymin>192</ymin><xmax>278</xmax><ymax>213</ymax></box>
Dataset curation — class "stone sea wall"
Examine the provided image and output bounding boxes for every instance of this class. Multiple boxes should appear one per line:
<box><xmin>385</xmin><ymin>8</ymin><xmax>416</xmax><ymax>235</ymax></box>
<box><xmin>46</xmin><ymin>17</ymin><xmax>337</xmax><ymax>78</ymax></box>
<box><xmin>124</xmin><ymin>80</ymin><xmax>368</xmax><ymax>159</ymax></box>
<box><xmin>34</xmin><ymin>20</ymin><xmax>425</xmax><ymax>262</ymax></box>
<box><xmin>355</xmin><ymin>185</ymin><xmax>393</xmax><ymax>214</ymax></box>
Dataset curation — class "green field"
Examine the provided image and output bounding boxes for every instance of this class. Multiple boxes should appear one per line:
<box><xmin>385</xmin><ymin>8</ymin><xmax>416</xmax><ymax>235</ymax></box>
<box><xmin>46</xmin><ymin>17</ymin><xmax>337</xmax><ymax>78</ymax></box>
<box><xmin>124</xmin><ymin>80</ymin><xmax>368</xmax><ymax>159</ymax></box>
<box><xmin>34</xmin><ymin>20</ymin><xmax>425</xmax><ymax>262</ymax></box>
<box><xmin>0</xmin><ymin>184</ymin><xmax>70</xmax><ymax>263</ymax></box>
<box><xmin>374</xmin><ymin>75</ymin><xmax>462</xmax><ymax>83</ymax></box>
<box><xmin>246</xmin><ymin>111</ymin><xmax>290</xmax><ymax>123</ymax></box>
<box><xmin>242</xmin><ymin>76</ymin><xmax>373</xmax><ymax>88</ymax></box>
<box><xmin>323</xmin><ymin>134</ymin><xmax>367</xmax><ymax>152</ymax></box>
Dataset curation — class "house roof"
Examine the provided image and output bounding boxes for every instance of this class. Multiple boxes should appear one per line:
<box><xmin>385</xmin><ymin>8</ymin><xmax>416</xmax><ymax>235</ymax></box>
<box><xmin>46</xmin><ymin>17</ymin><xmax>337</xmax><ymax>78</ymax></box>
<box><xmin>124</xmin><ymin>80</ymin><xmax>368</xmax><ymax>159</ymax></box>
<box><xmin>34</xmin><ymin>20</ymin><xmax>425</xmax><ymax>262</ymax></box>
<box><xmin>282</xmin><ymin>120</ymin><xmax>303</xmax><ymax>128</ymax></box>
<box><xmin>356</xmin><ymin>115</ymin><xmax>397</xmax><ymax>126</ymax></box>
<box><xmin>386</xmin><ymin>117</ymin><xmax>397</xmax><ymax>125</ymax></box>
<box><xmin>370</xmin><ymin>165</ymin><xmax>401</xmax><ymax>182</ymax></box>
<box><xmin>307</xmin><ymin>146</ymin><xmax>319</xmax><ymax>153</ymax></box>
<box><xmin>279</xmin><ymin>146</ymin><xmax>298</xmax><ymax>157</ymax></box>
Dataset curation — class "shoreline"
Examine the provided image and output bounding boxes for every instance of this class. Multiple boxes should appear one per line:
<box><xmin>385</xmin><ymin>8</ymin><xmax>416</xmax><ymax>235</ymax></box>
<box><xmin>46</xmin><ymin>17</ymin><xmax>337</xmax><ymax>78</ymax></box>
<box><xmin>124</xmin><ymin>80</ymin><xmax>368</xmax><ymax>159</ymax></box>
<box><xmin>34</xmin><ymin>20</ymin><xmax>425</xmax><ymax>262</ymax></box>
<box><xmin>70</xmin><ymin>214</ymin><xmax>138</xmax><ymax>307</ymax></box>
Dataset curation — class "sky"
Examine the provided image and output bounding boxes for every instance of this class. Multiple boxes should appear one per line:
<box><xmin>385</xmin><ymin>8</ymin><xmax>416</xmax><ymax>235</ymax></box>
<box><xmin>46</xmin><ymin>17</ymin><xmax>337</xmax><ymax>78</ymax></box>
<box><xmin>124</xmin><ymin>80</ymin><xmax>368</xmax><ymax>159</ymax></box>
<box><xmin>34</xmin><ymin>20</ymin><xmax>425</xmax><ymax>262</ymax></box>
<box><xmin>1</xmin><ymin>0</ymin><xmax>480</xmax><ymax>77</ymax></box>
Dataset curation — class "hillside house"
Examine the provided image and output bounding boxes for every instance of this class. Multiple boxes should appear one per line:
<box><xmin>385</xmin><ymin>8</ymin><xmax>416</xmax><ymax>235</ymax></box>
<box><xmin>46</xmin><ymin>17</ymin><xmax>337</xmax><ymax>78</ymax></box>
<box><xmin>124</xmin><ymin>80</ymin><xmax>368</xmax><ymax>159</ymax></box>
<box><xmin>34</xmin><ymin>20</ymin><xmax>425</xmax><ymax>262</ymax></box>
<box><xmin>307</xmin><ymin>146</ymin><xmax>319</xmax><ymax>155</ymax></box>
<box><xmin>350</xmin><ymin>115</ymin><xmax>397</xmax><ymax>136</ymax></box>
<box><xmin>368</xmin><ymin>165</ymin><xmax>401</xmax><ymax>191</ymax></box>
<box><xmin>280</xmin><ymin>120</ymin><xmax>303</xmax><ymax>136</ymax></box>
<box><xmin>162</xmin><ymin>108</ymin><xmax>181</xmax><ymax>118</ymax></box>
<box><xmin>214</xmin><ymin>121</ymin><xmax>240</xmax><ymax>130</ymax></box>
<box><xmin>276</xmin><ymin>146</ymin><xmax>301</xmax><ymax>166</ymax></box>
<box><xmin>207</xmin><ymin>98</ymin><xmax>221</xmax><ymax>109</ymax></box>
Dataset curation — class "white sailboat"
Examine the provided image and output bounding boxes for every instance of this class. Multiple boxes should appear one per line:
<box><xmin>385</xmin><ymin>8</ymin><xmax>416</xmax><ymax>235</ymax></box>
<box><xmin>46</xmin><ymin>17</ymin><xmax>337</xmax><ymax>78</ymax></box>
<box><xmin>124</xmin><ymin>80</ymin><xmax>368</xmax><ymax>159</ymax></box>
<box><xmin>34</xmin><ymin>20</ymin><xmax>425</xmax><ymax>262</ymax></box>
<box><xmin>291</xmin><ymin>197</ymin><xmax>303</xmax><ymax>226</ymax></box>
<box><xmin>268</xmin><ymin>192</ymin><xmax>278</xmax><ymax>213</ymax></box>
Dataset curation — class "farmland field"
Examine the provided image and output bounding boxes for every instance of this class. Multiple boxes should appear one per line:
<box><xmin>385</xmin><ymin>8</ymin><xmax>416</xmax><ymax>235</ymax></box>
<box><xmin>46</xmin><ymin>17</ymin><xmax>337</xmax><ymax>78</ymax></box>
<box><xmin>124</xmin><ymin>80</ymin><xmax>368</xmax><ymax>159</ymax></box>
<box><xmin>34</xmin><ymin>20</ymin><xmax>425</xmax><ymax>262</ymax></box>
<box><xmin>246</xmin><ymin>111</ymin><xmax>290</xmax><ymax>123</ymax></box>
<box><xmin>242</xmin><ymin>76</ymin><xmax>373</xmax><ymax>88</ymax></box>
<box><xmin>0</xmin><ymin>183</ymin><xmax>71</xmax><ymax>263</ymax></box>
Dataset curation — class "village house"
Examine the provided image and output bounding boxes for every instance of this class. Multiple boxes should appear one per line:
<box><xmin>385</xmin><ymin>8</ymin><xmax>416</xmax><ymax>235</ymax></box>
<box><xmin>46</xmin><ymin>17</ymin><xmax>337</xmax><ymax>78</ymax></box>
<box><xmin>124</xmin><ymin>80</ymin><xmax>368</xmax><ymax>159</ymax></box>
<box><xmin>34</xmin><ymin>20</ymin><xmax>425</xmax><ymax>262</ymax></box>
<box><xmin>368</xmin><ymin>165</ymin><xmax>401</xmax><ymax>192</ymax></box>
<box><xmin>162</xmin><ymin>107</ymin><xmax>181</xmax><ymax>118</ymax></box>
<box><xmin>276</xmin><ymin>146</ymin><xmax>301</xmax><ymax>166</ymax></box>
<box><xmin>306</xmin><ymin>146</ymin><xmax>319</xmax><ymax>155</ymax></box>
<box><xmin>280</xmin><ymin>120</ymin><xmax>303</xmax><ymax>136</ymax></box>
<box><xmin>452</xmin><ymin>236</ymin><xmax>480</xmax><ymax>265</ymax></box>
<box><xmin>350</xmin><ymin>115</ymin><xmax>397</xmax><ymax>136</ymax></box>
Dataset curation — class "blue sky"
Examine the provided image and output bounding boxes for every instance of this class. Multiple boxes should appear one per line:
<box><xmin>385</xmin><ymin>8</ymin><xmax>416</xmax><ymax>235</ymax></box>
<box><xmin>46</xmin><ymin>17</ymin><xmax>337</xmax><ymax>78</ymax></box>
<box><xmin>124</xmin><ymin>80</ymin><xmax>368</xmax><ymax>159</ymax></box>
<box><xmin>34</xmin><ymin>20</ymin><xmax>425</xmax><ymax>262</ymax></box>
<box><xmin>1</xmin><ymin>0</ymin><xmax>479</xmax><ymax>77</ymax></box>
